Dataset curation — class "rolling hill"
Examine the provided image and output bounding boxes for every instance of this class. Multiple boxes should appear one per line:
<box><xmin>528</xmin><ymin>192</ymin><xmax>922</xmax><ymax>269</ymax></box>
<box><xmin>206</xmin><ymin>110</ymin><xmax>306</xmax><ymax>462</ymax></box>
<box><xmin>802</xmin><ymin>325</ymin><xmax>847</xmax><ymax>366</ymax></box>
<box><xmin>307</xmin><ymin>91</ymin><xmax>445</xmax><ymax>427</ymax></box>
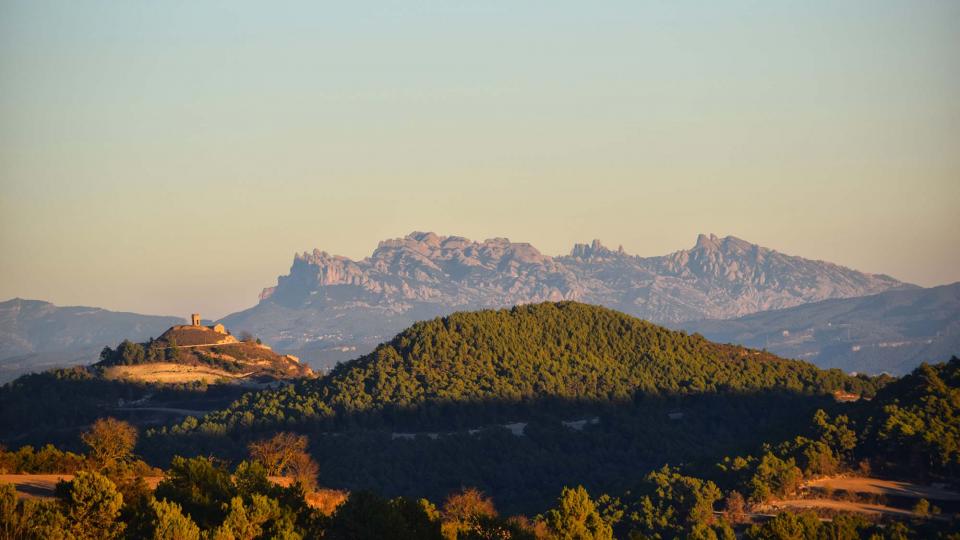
<box><xmin>220</xmin><ymin>232</ymin><xmax>911</xmax><ymax>371</ymax></box>
<box><xmin>154</xmin><ymin>302</ymin><xmax>887</xmax><ymax>513</ymax></box>
<box><xmin>187</xmin><ymin>302</ymin><xmax>877</xmax><ymax>435</ymax></box>
<box><xmin>684</xmin><ymin>282</ymin><xmax>960</xmax><ymax>375</ymax></box>
<box><xmin>0</xmin><ymin>321</ymin><xmax>313</xmax><ymax>448</ymax></box>
<box><xmin>0</xmin><ymin>298</ymin><xmax>184</xmax><ymax>383</ymax></box>
<box><xmin>96</xmin><ymin>321</ymin><xmax>314</xmax><ymax>384</ymax></box>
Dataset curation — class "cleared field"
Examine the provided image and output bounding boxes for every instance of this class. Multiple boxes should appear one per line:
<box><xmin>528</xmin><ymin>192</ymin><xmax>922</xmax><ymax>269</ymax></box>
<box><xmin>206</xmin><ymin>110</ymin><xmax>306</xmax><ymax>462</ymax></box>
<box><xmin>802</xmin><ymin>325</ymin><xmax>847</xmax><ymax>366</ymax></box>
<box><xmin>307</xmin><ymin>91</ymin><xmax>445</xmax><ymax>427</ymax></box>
<box><xmin>755</xmin><ymin>476</ymin><xmax>960</xmax><ymax>519</ymax></box>
<box><xmin>0</xmin><ymin>474</ymin><xmax>163</xmax><ymax>499</ymax></box>
<box><xmin>104</xmin><ymin>363</ymin><xmax>252</xmax><ymax>383</ymax></box>
<box><xmin>804</xmin><ymin>476</ymin><xmax>960</xmax><ymax>501</ymax></box>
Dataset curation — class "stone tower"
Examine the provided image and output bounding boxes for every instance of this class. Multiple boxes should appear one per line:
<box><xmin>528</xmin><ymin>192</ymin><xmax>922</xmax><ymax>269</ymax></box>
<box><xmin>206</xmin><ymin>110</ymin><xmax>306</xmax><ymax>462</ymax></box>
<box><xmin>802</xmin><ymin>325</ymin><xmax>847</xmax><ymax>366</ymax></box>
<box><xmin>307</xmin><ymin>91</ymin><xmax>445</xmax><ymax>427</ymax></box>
<box><xmin>191</xmin><ymin>313</ymin><xmax>201</xmax><ymax>326</ymax></box>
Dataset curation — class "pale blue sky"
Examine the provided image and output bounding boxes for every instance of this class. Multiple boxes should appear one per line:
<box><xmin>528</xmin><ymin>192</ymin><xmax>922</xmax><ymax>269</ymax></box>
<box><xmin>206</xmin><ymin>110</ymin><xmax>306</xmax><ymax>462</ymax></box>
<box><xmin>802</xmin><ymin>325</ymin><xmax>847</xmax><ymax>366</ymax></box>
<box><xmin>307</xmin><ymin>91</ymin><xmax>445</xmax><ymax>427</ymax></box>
<box><xmin>1</xmin><ymin>1</ymin><xmax>958</xmax><ymax>318</ymax></box>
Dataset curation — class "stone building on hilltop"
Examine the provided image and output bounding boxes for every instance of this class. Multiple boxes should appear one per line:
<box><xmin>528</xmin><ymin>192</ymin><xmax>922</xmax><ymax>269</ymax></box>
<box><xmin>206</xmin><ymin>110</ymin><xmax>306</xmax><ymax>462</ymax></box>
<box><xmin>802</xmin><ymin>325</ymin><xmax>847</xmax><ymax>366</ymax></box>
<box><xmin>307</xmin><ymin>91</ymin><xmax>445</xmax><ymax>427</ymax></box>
<box><xmin>190</xmin><ymin>313</ymin><xmax>227</xmax><ymax>335</ymax></box>
<box><xmin>160</xmin><ymin>313</ymin><xmax>237</xmax><ymax>346</ymax></box>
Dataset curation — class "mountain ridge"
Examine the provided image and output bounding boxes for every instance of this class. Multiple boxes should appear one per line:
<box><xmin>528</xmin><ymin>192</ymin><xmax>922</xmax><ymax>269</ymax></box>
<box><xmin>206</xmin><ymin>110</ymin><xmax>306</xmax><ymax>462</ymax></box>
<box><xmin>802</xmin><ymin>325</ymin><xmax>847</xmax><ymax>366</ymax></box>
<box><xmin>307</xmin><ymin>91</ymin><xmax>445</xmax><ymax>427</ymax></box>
<box><xmin>683</xmin><ymin>282</ymin><xmax>960</xmax><ymax>375</ymax></box>
<box><xmin>0</xmin><ymin>298</ymin><xmax>185</xmax><ymax>382</ymax></box>
<box><xmin>222</xmin><ymin>232</ymin><xmax>912</xmax><ymax>368</ymax></box>
<box><xmin>181</xmin><ymin>302</ymin><xmax>879</xmax><ymax>435</ymax></box>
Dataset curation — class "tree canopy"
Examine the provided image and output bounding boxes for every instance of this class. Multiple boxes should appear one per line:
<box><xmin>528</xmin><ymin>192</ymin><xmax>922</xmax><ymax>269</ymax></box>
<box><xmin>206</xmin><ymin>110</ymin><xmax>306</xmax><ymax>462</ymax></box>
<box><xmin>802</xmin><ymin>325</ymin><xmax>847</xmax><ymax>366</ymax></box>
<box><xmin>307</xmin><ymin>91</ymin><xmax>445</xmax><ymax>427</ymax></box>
<box><xmin>174</xmin><ymin>302</ymin><xmax>877</xmax><ymax>435</ymax></box>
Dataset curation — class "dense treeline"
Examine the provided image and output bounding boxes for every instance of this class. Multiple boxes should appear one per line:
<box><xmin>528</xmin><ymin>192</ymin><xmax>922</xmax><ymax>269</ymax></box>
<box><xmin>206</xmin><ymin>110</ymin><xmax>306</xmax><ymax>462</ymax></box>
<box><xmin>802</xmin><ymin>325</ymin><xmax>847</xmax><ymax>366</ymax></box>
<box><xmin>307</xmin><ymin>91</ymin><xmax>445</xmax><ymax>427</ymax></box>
<box><xmin>860</xmin><ymin>357</ymin><xmax>960</xmax><ymax>481</ymax></box>
<box><xmin>706</xmin><ymin>357</ymin><xmax>960</xmax><ymax>517</ymax></box>
<box><xmin>98</xmin><ymin>339</ymin><xmax>167</xmax><ymax>366</ymax></box>
<box><xmin>169</xmin><ymin>302</ymin><xmax>879</xmax><ymax>435</ymax></box>
<box><xmin>132</xmin><ymin>302</ymin><xmax>906</xmax><ymax>513</ymax></box>
<box><xmin>0</xmin><ymin>367</ymin><xmax>245</xmax><ymax>447</ymax></box>
<box><xmin>0</xmin><ymin>444</ymin><xmax>86</xmax><ymax>474</ymax></box>
<box><xmin>3</xmin><ymin>303</ymin><xmax>958</xmax><ymax>537</ymax></box>
<box><xmin>134</xmin><ymin>303</ymin><xmax>890</xmax><ymax>512</ymax></box>
<box><xmin>144</xmin><ymin>392</ymin><xmax>838</xmax><ymax>514</ymax></box>
<box><xmin>148</xmin><ymin>314</ymin><xmax>960</xmax><ymax>520</ymax></box>
<box><xmin>3</xmin><ymin>422</ymin><xmax>958</xmax><ymax>539</ymax></box>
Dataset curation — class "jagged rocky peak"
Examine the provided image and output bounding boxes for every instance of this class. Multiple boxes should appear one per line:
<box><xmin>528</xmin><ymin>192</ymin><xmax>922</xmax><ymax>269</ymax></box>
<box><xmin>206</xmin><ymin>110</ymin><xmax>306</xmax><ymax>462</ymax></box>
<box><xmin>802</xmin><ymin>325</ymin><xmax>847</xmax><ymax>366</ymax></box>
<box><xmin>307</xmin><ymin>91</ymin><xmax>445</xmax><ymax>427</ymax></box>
<box><xmin>234</xmin><ymin>231</ymin><xmax>914</xmax><ymax>353</ymax></box>
<box><xmin>293</xmin><ymin>250</ymin><xmax>365</xmax><ymax>285</ymax></box>
<box><xmin>370</xmin><ymin>232</ymin><xmax>553</xmax><ymax>268</ymax></box>
<box><xmin>691</xmin><ymin>233</ymin><xmax>755</xmax><ymax>252</ymax></box>
<box><xmin>694</xmin><ymin>233</ymin><xmax>719</xmax><ymax>249</ymax></box>
<box><xmin>569</xmin><ymin>239</ymin><xmax>624</xmax><ymax>261</ymax></box>
<box><xmin>257</xmin><ymin>232</ymin><xmax>579</xmax><ymax>308</ymax></box>
<box><xmin>655</xmin><ymin>234</ymin><xmax>905</xmax><ymax>296</ymax></box>
<box><xmin>671</xmin><ymin>233</ymin><xmax>761</xmax><ymax>276</ymax></box>
<box><xmin>376</xmin><ymin>231</ymin><xmax>442</xmax><ymax>252</ymax></box>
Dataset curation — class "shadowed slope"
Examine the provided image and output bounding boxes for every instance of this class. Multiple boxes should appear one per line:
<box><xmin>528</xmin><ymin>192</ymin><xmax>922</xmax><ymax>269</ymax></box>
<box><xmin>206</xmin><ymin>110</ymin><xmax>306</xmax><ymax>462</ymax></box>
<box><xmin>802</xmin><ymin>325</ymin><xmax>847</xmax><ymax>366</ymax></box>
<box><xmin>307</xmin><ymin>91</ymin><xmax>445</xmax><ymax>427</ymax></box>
<box><xmin>181</xmin><ymin>302</ymin><xmax>876</xmax><ymax>434</ymax></box>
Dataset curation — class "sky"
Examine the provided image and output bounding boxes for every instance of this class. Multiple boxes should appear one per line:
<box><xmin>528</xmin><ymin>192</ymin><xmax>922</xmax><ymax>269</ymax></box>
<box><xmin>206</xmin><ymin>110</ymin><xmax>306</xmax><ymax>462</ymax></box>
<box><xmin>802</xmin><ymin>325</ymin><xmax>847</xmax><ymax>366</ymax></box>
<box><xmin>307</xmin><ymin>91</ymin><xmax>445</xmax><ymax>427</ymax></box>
<box><xmin>1</xmin><ymin>1</ymin><xmax>958</xmax><ymax>319</ymax></box>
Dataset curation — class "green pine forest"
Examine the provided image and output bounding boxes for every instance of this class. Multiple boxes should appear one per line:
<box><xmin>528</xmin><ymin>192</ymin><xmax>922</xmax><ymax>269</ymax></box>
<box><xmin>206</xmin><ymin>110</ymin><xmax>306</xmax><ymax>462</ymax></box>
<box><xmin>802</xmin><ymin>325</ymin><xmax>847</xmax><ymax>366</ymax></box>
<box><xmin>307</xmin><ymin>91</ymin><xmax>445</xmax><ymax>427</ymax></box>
<box><xmin>1</xmin><ymin>302</ymin><xmax>958</xmax><ymax>538</ymax></box>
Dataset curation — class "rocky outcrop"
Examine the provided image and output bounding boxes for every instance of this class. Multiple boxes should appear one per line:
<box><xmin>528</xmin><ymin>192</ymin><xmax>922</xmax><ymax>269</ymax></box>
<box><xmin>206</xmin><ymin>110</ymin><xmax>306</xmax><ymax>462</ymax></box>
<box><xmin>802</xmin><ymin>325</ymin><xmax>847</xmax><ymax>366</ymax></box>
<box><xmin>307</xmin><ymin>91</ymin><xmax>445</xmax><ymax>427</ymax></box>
<box><xmin>561</xmin><ymin>233</ymin><xmax>909</xmax><ymax>322</ymax></box>
<box><xmin>220</xmin><ymin>232</ymin><xmax>913</xmax><ymax>369</ymax></box>
<box><xmin>259</xmin><ymin>232</ymin><xmax>581</xmax><ymax>310</ymax></box>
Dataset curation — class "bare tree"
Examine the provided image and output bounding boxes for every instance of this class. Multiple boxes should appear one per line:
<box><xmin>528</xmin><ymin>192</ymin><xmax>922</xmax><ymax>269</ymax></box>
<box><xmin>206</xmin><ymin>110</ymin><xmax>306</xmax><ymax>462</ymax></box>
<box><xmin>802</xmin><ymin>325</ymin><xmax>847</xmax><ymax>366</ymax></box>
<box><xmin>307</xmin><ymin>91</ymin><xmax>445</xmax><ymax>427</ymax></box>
<box><xmin>80</xmin><ymin>418</ymin><xmax>137</xmax><ymax>470</ymax></box>
<box><xmin>285</xmin><ymin>452</ymin><xmax>319</xmax><ymax>491</ymax></box>
<box><xmin>248</xmin><ymin>433</ymin><xmax>319</xmax><ymax>490</ymax></box>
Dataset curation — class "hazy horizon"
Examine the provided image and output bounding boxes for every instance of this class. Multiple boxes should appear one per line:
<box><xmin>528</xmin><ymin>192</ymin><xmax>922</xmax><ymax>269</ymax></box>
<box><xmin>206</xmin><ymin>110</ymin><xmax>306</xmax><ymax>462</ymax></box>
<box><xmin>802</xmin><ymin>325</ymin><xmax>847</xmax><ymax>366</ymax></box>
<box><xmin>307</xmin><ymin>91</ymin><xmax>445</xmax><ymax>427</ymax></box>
<box><xmin>1</xmin><ymin>229</ymin><xmax>956</xmax><ymax>320</ymax></box>
<box><xmin>2</xmin><ymin>1</ymin><xmax>958</xmax><ymax>318</ymax></box>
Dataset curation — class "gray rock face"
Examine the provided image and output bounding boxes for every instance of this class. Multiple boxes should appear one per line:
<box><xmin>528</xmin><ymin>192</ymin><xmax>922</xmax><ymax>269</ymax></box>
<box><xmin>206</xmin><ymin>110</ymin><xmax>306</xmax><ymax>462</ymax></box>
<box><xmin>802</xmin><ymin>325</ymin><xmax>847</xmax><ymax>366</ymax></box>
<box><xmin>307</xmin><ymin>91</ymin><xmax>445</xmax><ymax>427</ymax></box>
<box><xmin>221</xmin><ymin>232</ymin><xmax>912</xmax><ymax>369</ymax></box>
<box><xmin>564</xmin><ymin>233</ymin><xmax>911</xmax><ymax>322</ymax></box>
<box><xmin>263</xmin><ymin>232</ymin><xmax>580</xmax><ymax>310</ymax></box>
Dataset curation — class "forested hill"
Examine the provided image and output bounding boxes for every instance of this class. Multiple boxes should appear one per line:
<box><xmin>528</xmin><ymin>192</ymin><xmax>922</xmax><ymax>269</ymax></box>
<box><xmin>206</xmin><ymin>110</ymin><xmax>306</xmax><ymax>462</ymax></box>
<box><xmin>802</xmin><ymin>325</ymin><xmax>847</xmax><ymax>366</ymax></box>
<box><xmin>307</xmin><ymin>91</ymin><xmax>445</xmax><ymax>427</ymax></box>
<box><xmin>221</xmin><ymin>232</ymin><xmax>912</xmax><ymax>373</ymax></box>
<box><xmin>177</xmin><ymin>302</ymin><xmax>877</xmax><ymax>434</ymax></box>
<box><xmin>860</xmin><ymin>356</ymin><xmax>960</xmax><ymax>481</ymax></box>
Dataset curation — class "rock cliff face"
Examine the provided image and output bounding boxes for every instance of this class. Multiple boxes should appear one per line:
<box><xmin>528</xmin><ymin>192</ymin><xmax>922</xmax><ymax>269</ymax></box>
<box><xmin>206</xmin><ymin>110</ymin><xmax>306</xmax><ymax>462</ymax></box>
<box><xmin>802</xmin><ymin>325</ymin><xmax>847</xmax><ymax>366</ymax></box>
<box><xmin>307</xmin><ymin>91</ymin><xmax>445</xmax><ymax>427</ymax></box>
<box><xmin>221</xmin><ymin>232</ymin><xmax>911</xmax><ymax>368</ymax></box>
<box><xmin>562</xmin><ymin>233</ymin><xmax>909</xmax><ymax>322</ymax></box>
<box><xmin>262</xmin><ymin>232</ymin><xmax>580</xmax><ymax>310</ymax></box>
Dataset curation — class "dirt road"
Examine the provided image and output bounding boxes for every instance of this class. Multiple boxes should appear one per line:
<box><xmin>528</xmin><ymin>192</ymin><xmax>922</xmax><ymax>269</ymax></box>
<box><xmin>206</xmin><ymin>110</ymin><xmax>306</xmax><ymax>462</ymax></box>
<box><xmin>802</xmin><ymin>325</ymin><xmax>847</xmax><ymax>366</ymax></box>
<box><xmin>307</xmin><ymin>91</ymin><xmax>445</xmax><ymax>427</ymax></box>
<box><xmin>804</xmin><ymin>476</ymin><xmax>960</xmax><ymax>501</ymax></box>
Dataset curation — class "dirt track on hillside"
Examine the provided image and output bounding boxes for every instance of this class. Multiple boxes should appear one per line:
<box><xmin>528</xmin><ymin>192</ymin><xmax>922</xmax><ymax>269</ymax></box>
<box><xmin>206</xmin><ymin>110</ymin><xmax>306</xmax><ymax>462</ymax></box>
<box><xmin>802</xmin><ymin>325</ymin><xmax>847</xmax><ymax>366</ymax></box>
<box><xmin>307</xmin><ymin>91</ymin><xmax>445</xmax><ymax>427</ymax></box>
<box><xmin>804</xmin><ymin>476</ymin><xmax>960</xmax><ymax>501</ymax></box>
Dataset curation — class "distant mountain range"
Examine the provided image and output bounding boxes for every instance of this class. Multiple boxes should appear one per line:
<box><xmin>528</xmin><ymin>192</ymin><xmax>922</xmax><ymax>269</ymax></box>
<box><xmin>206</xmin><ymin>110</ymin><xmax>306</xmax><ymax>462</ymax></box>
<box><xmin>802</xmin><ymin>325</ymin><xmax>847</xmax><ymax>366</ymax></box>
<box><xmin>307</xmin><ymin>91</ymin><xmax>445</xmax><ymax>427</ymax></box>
<box><xmin>0</xmin><ymin>298</ymin><xmax>183</xmax><ymax>382</ymax></box>
<box><xmin>3</xmin><ymin>232</ymin><xmax>943</xmax><ymax>380</ymax></box>
<box><xmin>683</xmin><ymin>282</ymin><xmax>960</xmax><ymax>375</ymax></box>
<box><xmin>221</xmin><ymin>232</ymin><xmax>913</xmax><ymax>368</ymax></box>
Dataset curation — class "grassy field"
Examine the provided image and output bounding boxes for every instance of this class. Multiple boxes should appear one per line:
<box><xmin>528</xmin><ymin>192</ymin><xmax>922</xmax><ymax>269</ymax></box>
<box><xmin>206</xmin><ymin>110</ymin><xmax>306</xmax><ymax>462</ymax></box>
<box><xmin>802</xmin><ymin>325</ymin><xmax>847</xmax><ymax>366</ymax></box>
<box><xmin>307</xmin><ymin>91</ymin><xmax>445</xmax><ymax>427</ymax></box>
<box><xmin>0</xmin><ymin>474</ymin><xmax>163</xmax><ymax>499</ymax></box>
<box><xmin>103</xmin><ymin>362</ymin><xmax>252</xmax><ymax>383</ymax></box>
<box><xmin>804</xmin><ymin>476</ymin><xmax>960</xmax><ymax>501</ymax></box>
<box><xmin>757</xmin><ymin>476</ymin><xmax>960</xmax><ymax>519</ymax></box>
